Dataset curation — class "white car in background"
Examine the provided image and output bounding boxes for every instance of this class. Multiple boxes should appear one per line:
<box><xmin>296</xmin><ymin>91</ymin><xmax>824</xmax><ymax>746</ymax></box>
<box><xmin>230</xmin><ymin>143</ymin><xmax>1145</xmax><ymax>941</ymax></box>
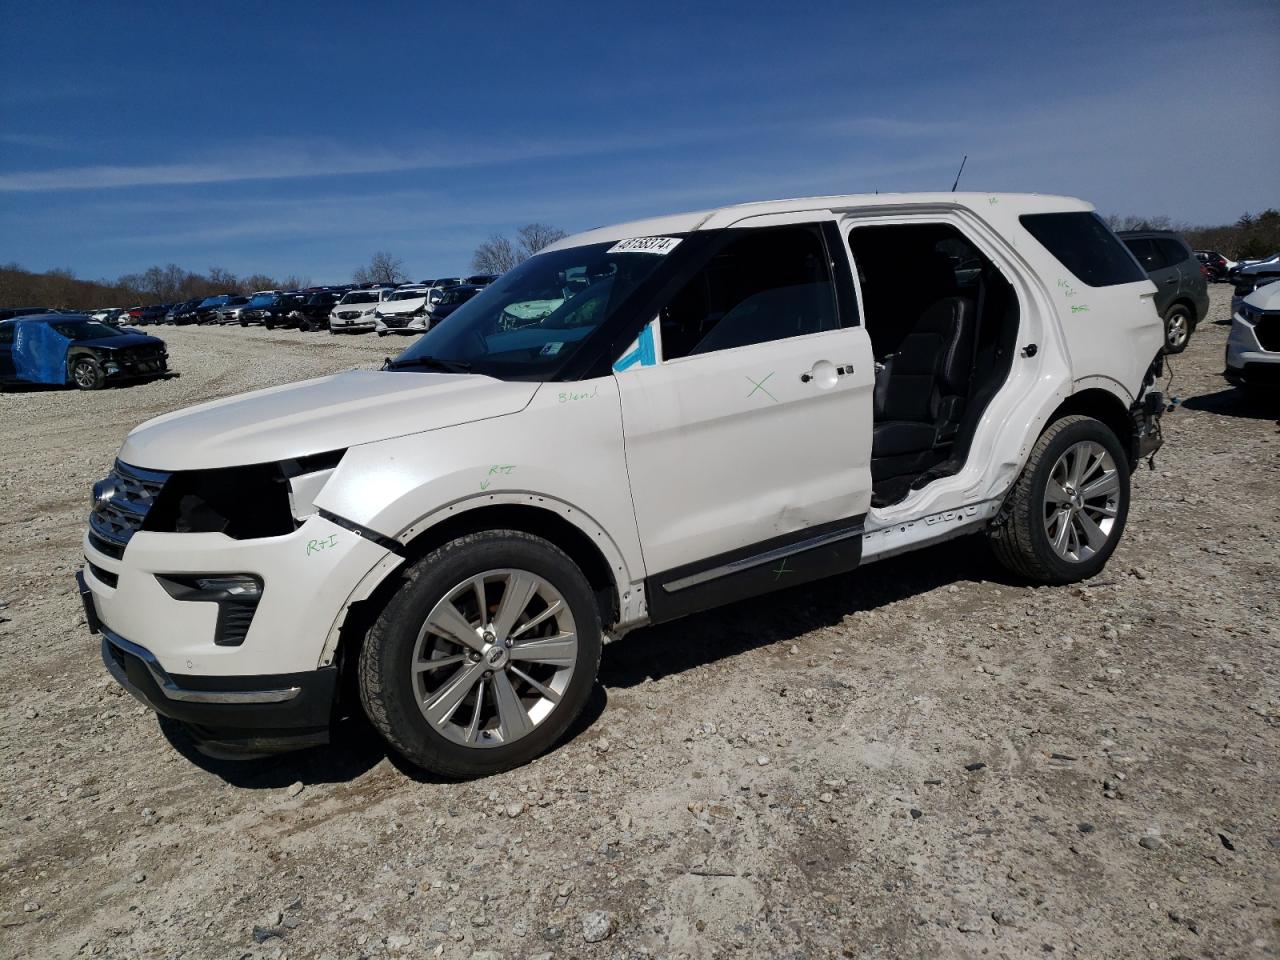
<box><xmin>81</xmin><ymin>192</ymin><xmax>1167</xmax><ymax>779</ymax></box>
<box><xmin>329</xmin><ymin>288</ymin><xmax>391</xmax><ymax>333</ymax></box>
<box><xmin>373</xmin><ymin>285</ymin><xmax>434</xmax><ymax>336</ymax></box>
<box><xmin>1225</xmin><ymin>281</ymin><xmax>1280</xmax><ymax>393</ymax></box>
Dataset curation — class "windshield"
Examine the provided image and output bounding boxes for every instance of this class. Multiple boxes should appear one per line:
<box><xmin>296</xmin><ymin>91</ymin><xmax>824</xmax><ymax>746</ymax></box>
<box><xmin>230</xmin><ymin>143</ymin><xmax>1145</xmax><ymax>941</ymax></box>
<box><xmin>439</xmin><ymin>287</ymin><xmax>477</xmax><ymax>305</ymax></box>
<box><xmin>50</xmin><ymin>320</ymin><xmax>125</xmax><ymax>340</ymax></box>
<box><xmin>340</xmin><ymin>292</ymin><xmax>379</xmax><ymax>304</ymax></box>
<box><xmin>389</xmin><ymin>289</ymin><xmax>428</xmax><ymax>301</ymax></box>
<box><xmin>247</xmin><ymin>294</ymin><xmax>276</xmax><ymax>307</ymax></box>
<box><xmin>391</xmin><ymin>239</ymin><xmax>678</xmax><ymax>379</ymax></box>
<box><xmin>307</xmin><ymin>293</ymin><xmax>337</xmax><ymax>305</ymax></box>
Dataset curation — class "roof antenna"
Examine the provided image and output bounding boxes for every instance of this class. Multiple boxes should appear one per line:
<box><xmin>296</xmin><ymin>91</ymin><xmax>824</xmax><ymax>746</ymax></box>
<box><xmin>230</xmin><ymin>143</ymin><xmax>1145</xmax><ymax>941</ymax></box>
<box><xmin>951</xmin><ymin>155</ymin><xmax>967</xmax><ymax>192</ymax></box>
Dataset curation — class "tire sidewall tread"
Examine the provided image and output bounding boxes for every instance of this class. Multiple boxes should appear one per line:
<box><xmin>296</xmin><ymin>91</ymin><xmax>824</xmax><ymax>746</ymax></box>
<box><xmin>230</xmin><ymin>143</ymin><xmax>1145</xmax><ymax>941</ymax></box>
<box><xmin>988</xmin><ymin>415</ymin><xmax>1131</xmax><ymax>584</ymax></box>
<box><xmin>358</xmin><ymin>529</ymin><xmax>602</xmax><ymax>779</ymax></box>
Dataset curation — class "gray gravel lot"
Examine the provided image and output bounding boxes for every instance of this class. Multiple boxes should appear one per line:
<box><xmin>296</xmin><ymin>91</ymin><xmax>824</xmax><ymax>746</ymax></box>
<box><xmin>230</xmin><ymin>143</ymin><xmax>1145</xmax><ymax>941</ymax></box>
<box><xmin>2</xmin><ymin>291</ymin><xmax>1277</xmax><ymax>960</ymax></box>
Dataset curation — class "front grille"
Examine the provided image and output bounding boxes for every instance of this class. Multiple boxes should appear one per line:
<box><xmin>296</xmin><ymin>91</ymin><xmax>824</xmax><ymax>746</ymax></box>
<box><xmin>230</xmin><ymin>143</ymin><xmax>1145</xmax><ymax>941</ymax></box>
<box><xmin>382</xmin><ymin>316</ymin><xmax>408</xmax><ymax>327</ymax></box>
<box><xmin>88</xmin><ymin>530</ymin><xmax>124</xmax><ymax>559</ymax></box>
<box><xmin>87</xmin><ymin>561</ymin><xmax>118</xmax><ymax>588</ymax></box>
<box><xmin>89</xmin><ymin>462</ymin><xmax>170</xmax><ymax>548</ymax></box>
<box><xmin>337</xmin><ymin>311</ymin><xmax>362</xmax><ymax>320</ymax></box>
<box><xmin>1254</xmin><ymin>315</ymin><xmax>1280</xmax><ymax>352</ymax></box>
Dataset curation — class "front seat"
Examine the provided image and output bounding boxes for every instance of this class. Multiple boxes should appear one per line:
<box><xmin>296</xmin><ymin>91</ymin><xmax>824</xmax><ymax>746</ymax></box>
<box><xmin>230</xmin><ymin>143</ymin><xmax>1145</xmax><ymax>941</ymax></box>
<box><xmin>871</xmin><ymin>258</ymin><xmax>976</xmax><ymax>482</ymax></box>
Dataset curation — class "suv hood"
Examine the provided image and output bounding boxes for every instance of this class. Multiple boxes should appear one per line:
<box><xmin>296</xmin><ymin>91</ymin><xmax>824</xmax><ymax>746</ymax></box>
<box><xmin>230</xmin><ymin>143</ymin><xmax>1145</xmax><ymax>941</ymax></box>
<box><xmin>120</xmin><ymin>370</ymin><xmax>539</xmax><ymax>471</ymax></box>
<box><xmin>79</xmin><ymin>333</ymin><xmax>165</xmax><ymax>351</ymax></box>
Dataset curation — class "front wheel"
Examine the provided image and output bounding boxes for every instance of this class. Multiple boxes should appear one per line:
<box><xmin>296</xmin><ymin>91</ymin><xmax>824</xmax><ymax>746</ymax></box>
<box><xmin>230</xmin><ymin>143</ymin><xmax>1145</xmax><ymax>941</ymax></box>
<box><xmin>1163</xmin><ymin>304</ymin><xmax>1192</xmax><ymax>354</ymax></box>
<box><xmin>988</xmin><ymin>415</ymin><xmax>1130</xmax><ymax>584</ymax></box>
<box><xmin>71</xmin><ymin>357</ymin><xmax>105</xmax><ymax>390</ymax></box>
<box><xmin>358</xmin><ymin>530</ymin><xmax>602</xmax><ymax>778</ymax></box>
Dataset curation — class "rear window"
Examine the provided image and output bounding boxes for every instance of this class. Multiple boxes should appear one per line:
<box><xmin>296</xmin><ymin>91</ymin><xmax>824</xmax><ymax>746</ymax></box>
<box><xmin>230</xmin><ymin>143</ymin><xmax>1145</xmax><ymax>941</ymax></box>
<box><xmin>1154</xmin><ymin>238</ymin><xmax>1190</xmax><ymax>266</ymax></box>
<box><xmin>1020</xmin><ymin>212</ymin><xmax>1147</xmax><ymax>287</ymax></box>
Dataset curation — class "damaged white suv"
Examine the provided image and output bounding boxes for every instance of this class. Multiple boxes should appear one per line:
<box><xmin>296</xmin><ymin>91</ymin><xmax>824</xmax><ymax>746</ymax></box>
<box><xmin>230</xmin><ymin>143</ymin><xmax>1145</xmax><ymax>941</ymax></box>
<box><xmin>80</xmin><ymin>194</ymin><xmax>1167</xmax><ymax>777</ymax></box>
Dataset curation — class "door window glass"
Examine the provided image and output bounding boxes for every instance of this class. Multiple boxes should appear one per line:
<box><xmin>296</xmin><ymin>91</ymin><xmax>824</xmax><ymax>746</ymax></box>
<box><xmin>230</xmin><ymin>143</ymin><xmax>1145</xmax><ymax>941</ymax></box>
<box><xmin>659</xmin><ymin>225</ymin><xmax>838</xmax><ymax>360</ymax></box>
<box><xmin>1155</xmin><ymin>238</ymin><xmax>1190</xmax><ymax>267</ymax></box>
<box><xmin>1123</xmin><ymin>238</ymin><xmax>1166</xmax><ymax>272</ymax></box>
<box><xmin>1019</xmin><ymin>212</ymin><xmax>1148</xmax><ymax>286</ymax></box>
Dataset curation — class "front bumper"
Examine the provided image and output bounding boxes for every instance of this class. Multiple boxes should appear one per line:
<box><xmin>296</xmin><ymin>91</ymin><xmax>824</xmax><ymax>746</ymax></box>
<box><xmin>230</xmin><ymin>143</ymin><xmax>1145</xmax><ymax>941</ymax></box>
<box><xmin>1225</xmin><ymin>316</ymin><xmax>1278</xmax><ymax>384</ymax></box>
<box><xmin>330</xmin><ymin>316</ymin><xmax>376</xmax><ymax>331</ymax></box>
<box><xmin>81</xmin><ymin>573</ymin><xmax>338</xmax><ymax>752</ymax></box>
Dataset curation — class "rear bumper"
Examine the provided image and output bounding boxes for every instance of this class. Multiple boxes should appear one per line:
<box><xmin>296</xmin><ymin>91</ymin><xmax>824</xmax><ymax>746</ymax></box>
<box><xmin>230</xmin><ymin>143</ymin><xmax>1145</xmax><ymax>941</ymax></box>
<box><xmin>81</xmin><ymin>572</ymin><xmax>337</xmax><ymax>752</ymax></box>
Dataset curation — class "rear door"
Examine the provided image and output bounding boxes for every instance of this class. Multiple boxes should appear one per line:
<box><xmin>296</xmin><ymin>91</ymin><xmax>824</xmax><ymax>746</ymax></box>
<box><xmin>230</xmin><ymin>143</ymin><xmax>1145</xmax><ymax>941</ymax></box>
<box><xmin>613</xmin><ymin>221</ymin><xmax>875</xmax><ymax>622</ymax></box>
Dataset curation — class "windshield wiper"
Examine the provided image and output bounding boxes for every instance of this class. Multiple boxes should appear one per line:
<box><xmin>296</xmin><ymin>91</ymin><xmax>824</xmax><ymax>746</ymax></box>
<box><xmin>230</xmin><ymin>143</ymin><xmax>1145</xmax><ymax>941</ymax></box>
<box><xmin>382</xmin><ymin>355</ymin><xmax>472</xmax><ymax>373</ymax></box>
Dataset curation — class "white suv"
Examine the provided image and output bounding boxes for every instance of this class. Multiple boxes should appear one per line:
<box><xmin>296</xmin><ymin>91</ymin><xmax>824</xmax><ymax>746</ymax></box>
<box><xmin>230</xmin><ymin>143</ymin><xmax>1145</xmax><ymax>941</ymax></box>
<box><xmin>1225</xmin><ymin>281</ymin><xmax>1280</xmax><ymax>392</ymax></box>
<box><xmin>80</xmin><ymin>193</ymin><xmax>1166</xmax><ymax>777</ymax></box>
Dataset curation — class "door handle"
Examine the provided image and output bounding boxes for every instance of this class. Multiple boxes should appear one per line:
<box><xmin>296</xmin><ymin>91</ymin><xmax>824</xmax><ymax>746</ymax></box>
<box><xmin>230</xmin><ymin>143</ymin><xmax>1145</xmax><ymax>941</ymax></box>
<box><xmin>1163</xmin><ymin>276</ymin><xmax>1177</xmax><ymax>284</ymax></box>
<box><xmin>801</xmin><ymin>360</ymin><xmax>842</xmax><ymax>387</ymax></box>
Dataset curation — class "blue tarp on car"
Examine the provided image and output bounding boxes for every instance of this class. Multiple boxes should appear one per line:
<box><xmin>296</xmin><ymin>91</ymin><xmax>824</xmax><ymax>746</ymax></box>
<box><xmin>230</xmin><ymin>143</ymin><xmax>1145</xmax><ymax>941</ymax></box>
<box><xmin>12</xmin><ymin>318</ymin><xmax>72</xmax><ymax>385</ymax></box>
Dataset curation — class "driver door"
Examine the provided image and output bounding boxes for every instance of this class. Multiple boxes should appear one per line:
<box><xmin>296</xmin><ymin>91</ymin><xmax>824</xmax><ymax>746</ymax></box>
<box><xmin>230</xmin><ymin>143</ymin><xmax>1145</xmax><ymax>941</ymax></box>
<box><xmin>613</xmin><ymin>221</ymin><xmax>875</xmax><ymax>622</ymax></box>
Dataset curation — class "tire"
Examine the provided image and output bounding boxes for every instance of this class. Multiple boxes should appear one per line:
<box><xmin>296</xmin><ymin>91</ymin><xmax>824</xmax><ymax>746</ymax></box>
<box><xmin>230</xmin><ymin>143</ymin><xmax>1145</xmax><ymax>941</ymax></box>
<box><xmin>377</xmin><ymin>330</ymin><xmax>387</xmax><ymax>337</ymax></box>
<box><xmin>358</xmin><ymin>530</ymin><xmax>602</xmax><ymax>778</ymax></box>
<box><xmin>70</xmin><ymin>357</ymin><xmax>105</xmax><ymax>390</ymax></box>
<box><xmin>1162</xmin><ymin>304</ymin><xmax>1192</xmax><ymax>354</ymax></box>
<box><xmin>988</xmin><ymin>415</ymin><xmax>1130</xmax><ymax>584</ymax></box>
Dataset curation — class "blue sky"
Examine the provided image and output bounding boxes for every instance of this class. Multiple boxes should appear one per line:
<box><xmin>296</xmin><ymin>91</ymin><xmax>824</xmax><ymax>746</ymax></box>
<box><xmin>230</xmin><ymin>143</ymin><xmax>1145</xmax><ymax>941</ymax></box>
<box><xmin>2</xmin><ymin>0</ymin><xmax>1277</xmax><ymax>284</ymax></box>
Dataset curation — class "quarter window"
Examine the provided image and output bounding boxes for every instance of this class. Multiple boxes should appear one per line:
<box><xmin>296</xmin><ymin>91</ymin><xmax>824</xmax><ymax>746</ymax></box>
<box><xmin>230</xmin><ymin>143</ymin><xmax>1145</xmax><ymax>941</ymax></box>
<box><xmin>1019</xmin><ymin>212</ymin><xmax>1147</xmax><ymax>287</ymax></box>
<box><xmin>658</xmin><ymin>225</ymin><xmax>839</xmax><ymax>360</ymax></box>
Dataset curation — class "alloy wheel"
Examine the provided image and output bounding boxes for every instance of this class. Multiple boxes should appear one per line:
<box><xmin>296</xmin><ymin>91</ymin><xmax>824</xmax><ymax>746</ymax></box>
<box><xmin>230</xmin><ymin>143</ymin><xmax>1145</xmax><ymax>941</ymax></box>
<box><xmin>411</xmin><ymin>569</ymin><xmax>578</xmax><ymax>748</ymax></box>
<box><xmin>1166</xmin><ymin>312</ymin><xmax>1189</xmax><ymax>349</ymax></box>
<box><xmin>73</xmin><ymin>360</ymin><xmax>97</xmax><ymax>388</ymax></box>
<box><xmin>1042</xmin><ymin>440</ymin><xmax>1121</xmax><ymax>563</ymax></box>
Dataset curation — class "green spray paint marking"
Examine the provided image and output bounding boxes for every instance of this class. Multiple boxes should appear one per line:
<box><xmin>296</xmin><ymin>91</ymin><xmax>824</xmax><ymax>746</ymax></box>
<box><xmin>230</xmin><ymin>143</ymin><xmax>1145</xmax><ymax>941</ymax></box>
<box><xmin>481</xmin><ymin>465</ymin><xmax>516</xmax><ymax>490</ymax></box>
<box><xmin>746</xmin><ymin>373</ymin><xmax>778</xmax><ymax>403</ymax></box>
<box><xmin>772</xmin><ymin>558</ymin><xmax>793</xmax><ymax>580</ymax></box>
<box><xmin>1070</xmin><ymin>304</ymin><xmax>1090</xmax><ymax>313</ymax></box>
<box><xmin>306</xmin><ymin>533</ymin><xmax>338</xmax><ymax>556</ymax></box>
<box><xmin>558</xmin><ymin>385</ymin><xmax>600</xmax><ymax>403</ymax></box>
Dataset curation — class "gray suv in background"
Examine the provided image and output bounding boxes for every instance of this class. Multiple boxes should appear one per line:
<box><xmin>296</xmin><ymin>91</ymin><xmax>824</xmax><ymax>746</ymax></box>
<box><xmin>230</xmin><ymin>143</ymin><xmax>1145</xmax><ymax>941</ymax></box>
<box><xmin>1119</xmin><ymin>230</ymin><xmax>1209</xmax><ymax>354</ymax></box>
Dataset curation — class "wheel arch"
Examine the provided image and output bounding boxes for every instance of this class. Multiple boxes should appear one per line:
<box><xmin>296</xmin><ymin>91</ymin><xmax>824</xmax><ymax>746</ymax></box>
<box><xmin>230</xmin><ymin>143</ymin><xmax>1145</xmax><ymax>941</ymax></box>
<box><xmin>322</xmin><ymin>499</ymin><xmax>630</xmax><ymax>704</ymax></box>
<box><xmin>1045</xmin><ymin>386</ymin><xmax>1135</xmax><ymax>465</ymax></box>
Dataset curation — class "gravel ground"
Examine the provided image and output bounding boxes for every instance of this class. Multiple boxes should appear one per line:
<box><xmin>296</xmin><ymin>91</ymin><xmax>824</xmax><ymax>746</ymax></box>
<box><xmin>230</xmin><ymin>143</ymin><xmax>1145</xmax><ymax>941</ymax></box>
<box><xmin>2</xmin><ymin>291</ymin><xmax>1277</xmax><ymax>960</ymax></box>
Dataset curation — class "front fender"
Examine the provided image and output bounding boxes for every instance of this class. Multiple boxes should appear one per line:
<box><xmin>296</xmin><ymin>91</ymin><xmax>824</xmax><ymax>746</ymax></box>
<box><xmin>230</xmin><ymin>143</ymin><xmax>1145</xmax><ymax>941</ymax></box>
<box><xmin>313</xmin><ymin>376</ymin><xmax>646</xmax><ymax>599</ymax></box>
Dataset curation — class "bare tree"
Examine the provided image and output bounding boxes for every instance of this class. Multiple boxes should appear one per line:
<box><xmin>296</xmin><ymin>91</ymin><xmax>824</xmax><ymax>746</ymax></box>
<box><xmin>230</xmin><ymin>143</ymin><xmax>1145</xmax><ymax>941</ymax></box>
<box><xmin>353</xmin><ymin>251</ymin><xmax>408</xmax><ymax>285</ymax></box>
<box><xmin>471</xmin><ymin>234</ymin><xmax>521</xmax><ymax>274</ymax></box>
<box><xmin>516</xmin><ymin>223</ymin><xmax>568</xmax><ymax>259</ymax></box>
<box><xmin>207</xmin><ymin>266</ymin><xmax>239</xmax><ymax>292</ymax></box>
<box><xmin>472</xmin><ymin>223</ymin><xmax>567</xmax><ymax>275</ymax></box>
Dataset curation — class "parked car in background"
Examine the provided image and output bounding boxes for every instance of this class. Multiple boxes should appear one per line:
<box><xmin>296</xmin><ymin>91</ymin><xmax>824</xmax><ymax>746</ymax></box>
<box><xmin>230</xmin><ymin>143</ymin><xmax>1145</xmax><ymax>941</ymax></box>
<box><xmin>421</xmin><ymin>277</ymin><xmax>461</xmax><ymax>289</ymax></box>
<box><xmin>128</xmin><ymin>304</ymin><xmax>171</xmax><ymax>326</ymax></box>
<box><xmin>1118</xmin><ymin>231</ymin><xmax>1209</xmax><ymax>354</ymax></box>
<box><xmin>194</xmin><ymin>295</ymin><xmax>230</xmax><ymax>324</ymax></box>
<box><xmin>1225</xmin><ymin>281</ymin><xmax>1280</xmax><ymax>394</ymax></box>
<box><xmin>77</xmin><ymin>193</ymin><xmax>1167</xmax><ymax>774</ymax></box>
<box><xmin>373</xmin><ymin>285</ymin><xmax>434</xmax><ymax>336</ymax></box>
<box><xmin>213</xmin><ymin>296</ymin><xmax>251</xmax><ymax>325</ymax></box>
<box><xmin>2</xmin><ymin>313</ymin><xmax>170</xmax><ymax>390</ymax></box>
<box><xmin>170</xmin><ymin>299</ymin><xmax>203</xmax><ymax>325</ymax></box>
<box><xmin>287</xmin><ymin>290</ymin><xmax>342</xmax><ymax>331</ymax></box>
<box><xmin>329</xmin><ymin>288</ymin><xmax>388</xmax><ymax>333</ymax></box>
<box><xmin>427</xmin><ymin>283</ymin><xmax>483</xmax><ymax>323</ymax></box>
<box><xmin>0</xmin><ymin>307</ymin><xmax>56</xmax><ymax>322</ymax></box>
<box><xmin>239</xmin><ymin>291</ymin><xmax>294</xmax><ymax>326</ymax></box>
<box><xmin>90</xmin><ymin>308</ymin><xmax>126</xmax><ymax>324</ymax></box>
<box><xmin>1195</xmin><ymin>249</ymin><xmax>1235</xmax><ymax>282</ymax></box>
<box><xmin>1231</xmin><ymin>257</ymin><xmax>1280</xmax><ymax>315</ymax></box>
<box><xmin>1229</xmin><ymin>253</ymin><xmax>1280</xmax><ymax>281</ymax></box>
<box><xmin>465</xmin><ymin>273</ymin><xmax>499</xmax><ymax>287</ymax></box>
<box><xmin>260</xmin><ymin>292</ymin><xmax>310</xmax><ymax>329</ymax></box>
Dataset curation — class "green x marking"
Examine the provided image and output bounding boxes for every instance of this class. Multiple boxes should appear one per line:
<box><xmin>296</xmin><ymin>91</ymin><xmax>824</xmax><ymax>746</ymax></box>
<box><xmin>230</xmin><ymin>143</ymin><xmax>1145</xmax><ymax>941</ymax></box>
<box><xmin>772</xmin><ymin>558</ymin><xmax>793</xmax><ymax>580</ymax></box>
<box><xmin>746</xmin><ymin>372</ymin><xmax>778</xmax><ymax>402</ymax></box>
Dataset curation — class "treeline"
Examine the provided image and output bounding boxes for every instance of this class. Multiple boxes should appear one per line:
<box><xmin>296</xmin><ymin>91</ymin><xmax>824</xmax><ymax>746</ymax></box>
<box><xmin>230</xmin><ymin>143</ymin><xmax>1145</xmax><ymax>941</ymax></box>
<box><xmin>0</xmin><ymin>262</ymin><xmax>311</xmax><ymax>310</ymax></box>
<box><xmin>1104</xmin><ymin>209</ymin><xmax>1280</xmax><ymax>260</ymax></box>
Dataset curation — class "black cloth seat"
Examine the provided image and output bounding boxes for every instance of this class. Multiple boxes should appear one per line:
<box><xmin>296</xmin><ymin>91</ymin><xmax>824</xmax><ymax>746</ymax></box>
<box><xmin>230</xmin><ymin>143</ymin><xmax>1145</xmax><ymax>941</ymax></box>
<box><xmin>871</xmin><ymin>293</ymin><xmax>976</xmax><ymax>481</ymax></box>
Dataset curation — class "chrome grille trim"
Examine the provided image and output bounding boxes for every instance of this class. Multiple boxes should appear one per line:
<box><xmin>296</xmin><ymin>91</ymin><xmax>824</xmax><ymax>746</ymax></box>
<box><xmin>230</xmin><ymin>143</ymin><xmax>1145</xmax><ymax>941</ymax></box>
<box><xmin>89</xmin><ymin>461</ymin><xmax>170</xmax><ymax>547</ymax></box>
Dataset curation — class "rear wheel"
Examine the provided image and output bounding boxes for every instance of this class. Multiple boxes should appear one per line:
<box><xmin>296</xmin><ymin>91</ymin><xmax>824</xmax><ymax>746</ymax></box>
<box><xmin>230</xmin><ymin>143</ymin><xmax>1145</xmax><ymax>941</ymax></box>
<box><xmin>988</xmin><ymin>415</ymin><xmax>1130</xmax><ymax>584</ymax></box>
<box><xmin>1163</xmin><ymin>304</ymin><xmax>1192</xmax><ymax>354</ymax></box>
<box><xmin>358</xmin><ymin>530</ymin><xmax>601</xmax><ymax>778</ymax></box>
<box><xmin>71</xmin><ymin>357</ymin><xmax>105</xmax><ymax>390</ymax></box>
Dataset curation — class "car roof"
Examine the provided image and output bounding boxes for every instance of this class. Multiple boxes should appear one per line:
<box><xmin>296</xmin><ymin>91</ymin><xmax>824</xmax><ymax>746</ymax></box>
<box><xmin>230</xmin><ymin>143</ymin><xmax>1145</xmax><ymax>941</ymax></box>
<box><xmin>1117</xmin><ymin>230</ymin><xmax>1184</xmax><ymax>240</ymax></box>
<box><xmin>545</xmin><ymin>192</ymin><xmax>1094</xmax><ymax>253</ymax></box>
<box><xmin>2</xmin><ymin>312</ymin><xmax>94</xmax><ymax>324</ymax></box>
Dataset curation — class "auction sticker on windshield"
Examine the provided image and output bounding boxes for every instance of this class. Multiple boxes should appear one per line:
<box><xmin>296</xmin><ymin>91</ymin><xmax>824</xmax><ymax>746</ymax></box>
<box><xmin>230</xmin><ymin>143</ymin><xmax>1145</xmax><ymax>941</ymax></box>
<box><xmin>607</xmin><ymin>236</ymin><xmax>682</xmax><ymax>255</ymax></box>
